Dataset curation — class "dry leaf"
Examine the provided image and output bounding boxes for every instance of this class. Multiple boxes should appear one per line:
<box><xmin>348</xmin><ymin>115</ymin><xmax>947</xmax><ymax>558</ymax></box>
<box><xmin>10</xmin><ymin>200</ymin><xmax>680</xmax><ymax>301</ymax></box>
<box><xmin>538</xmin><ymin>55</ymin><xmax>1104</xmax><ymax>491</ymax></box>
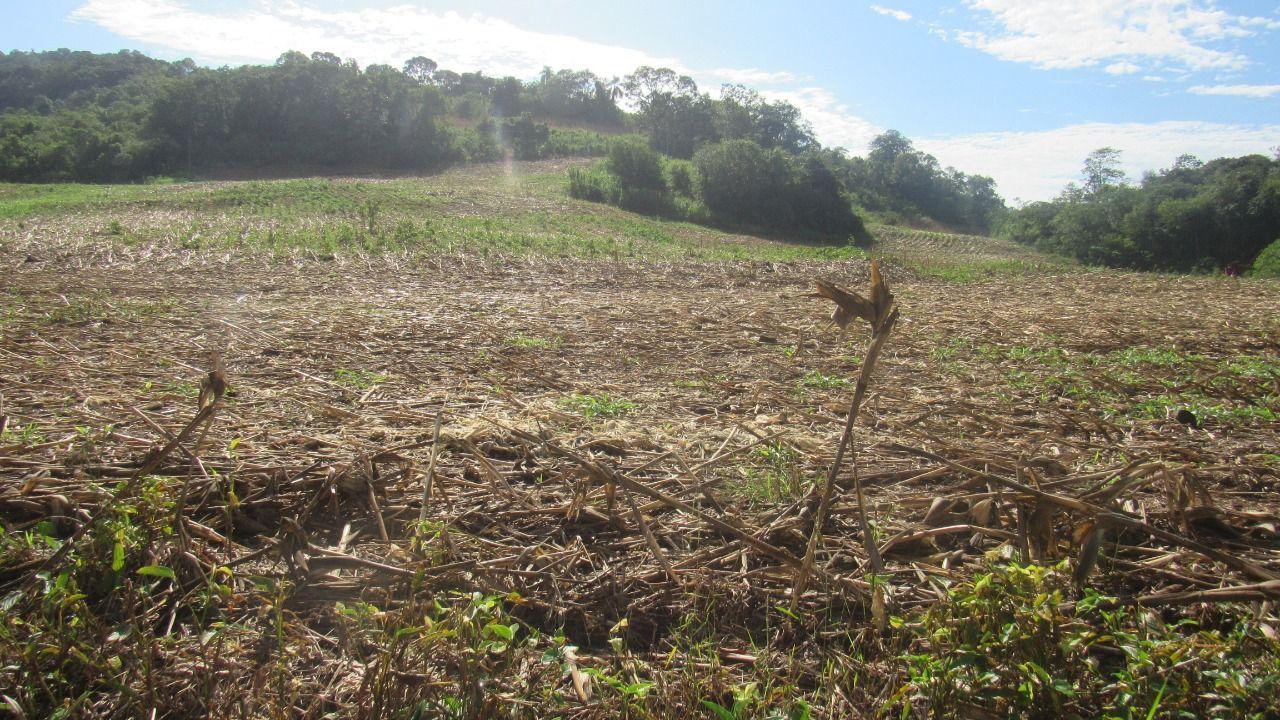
<box><xmin>812</xmin><ymin>280</ymin><xmax>875</xmax><ymax>329</ymax></box>
<box><xmin>812</xmin><ymin>259</ymin><xmax>896</xmax><ymax>333</ymax></box>
<box><xmin>198</xmin><ymin>351</ymin><xmax>227</xmax><ymax>409</ymax></box>
<box><xmin>1073</xmin><ymin>523</ymin><xmax>1105</xmax><ymax>588</ymax></box>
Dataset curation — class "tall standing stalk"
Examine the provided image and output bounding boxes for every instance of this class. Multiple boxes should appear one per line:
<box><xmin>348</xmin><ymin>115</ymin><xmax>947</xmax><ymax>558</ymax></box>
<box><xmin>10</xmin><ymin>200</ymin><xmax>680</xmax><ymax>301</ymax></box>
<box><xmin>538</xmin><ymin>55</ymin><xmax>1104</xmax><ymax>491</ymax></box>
<box><xmin>791</xmin><ymin>261</ymin><xmax>899</xmax><ymax>613</ymax></box>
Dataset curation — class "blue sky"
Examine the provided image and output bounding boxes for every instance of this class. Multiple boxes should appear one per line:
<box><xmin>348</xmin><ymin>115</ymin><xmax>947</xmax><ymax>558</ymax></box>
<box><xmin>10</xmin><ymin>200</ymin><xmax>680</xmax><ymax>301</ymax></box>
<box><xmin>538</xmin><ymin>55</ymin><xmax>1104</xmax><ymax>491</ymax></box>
<box><xmin>3</xmin><ymin>0</ymin><xmax>1279</xmax><ymax>200</ymax></box>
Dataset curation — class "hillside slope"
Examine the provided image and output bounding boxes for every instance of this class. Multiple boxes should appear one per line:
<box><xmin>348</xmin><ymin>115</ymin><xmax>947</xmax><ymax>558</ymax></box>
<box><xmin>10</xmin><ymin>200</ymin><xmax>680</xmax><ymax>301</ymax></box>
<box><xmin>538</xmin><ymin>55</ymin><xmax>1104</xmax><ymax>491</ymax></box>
<box><xmin>2</xmin><ymin>159</ymin><xmax>1052</xmax><ymax>276</ymax></box>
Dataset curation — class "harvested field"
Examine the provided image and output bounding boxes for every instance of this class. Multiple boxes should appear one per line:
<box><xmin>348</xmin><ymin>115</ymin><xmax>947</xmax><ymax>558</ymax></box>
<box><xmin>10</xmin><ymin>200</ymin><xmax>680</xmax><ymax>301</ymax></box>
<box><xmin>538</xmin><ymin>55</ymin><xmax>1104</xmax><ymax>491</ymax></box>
<box><xmin>2</xmin><ymin>166</ymin><xmax>1280</xmax><ymax>718</ymax></box>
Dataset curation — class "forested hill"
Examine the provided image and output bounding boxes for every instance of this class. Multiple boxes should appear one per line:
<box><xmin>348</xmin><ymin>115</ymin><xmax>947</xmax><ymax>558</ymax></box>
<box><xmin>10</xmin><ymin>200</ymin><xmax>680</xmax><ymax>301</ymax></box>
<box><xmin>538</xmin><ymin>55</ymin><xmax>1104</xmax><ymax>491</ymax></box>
<box><xmin>1001</xmin><ymin>149</ymin><xmax>1280</xmax><ymax>274</ymax></box>
<box><xmin>0</xmin><ymin>48</ymin><xmax>1004</xmax><ymax>234</ymax></box>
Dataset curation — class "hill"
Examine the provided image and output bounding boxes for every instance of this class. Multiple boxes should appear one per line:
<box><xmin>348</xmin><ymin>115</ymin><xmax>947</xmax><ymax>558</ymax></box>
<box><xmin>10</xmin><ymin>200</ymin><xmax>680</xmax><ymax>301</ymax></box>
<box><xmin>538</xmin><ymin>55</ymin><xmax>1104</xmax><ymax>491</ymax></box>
<box><xmin>0</xmin><ymin>49</ymin><xmax>1006</xmax><ymax>236</ymax></box>
<box><xmin>1</xmin><ymin>159</ymin><xmax>1051</xmax><ymax>276</ymax></box>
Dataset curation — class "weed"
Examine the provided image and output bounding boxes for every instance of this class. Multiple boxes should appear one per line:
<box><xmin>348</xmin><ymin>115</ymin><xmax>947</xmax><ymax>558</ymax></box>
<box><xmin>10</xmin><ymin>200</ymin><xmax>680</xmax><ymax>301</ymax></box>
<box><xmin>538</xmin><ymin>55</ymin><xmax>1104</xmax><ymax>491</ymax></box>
<box><xmin>43</xmin><ymin>292</ymin><xmax>171</xmax><ymax>325</ymax></box>
<box><xmin>728</xmin><ymin>444</ymin><xmax>804</xmax><ymax>503</ymax></box>
<box><xmin>887</xmin><ymin>560</ymin><xmax>1280</xmax><ymax>718</ymax></box>
<box><xmin>560</xmin><ymin>392</ymin><xmax>638</xmax><ymax>419</ymax></box>
<box><xmin>1219</xmin><ymin>354</ymin><xmax>1280</xmax><ymax>380</ymax></box>
<box><xmin>913</xmin><ymin>259</ymin><xmax>1049</xmax><ymax>283</ymax></box>
<box><xmin>505</xmin><ymin>334</ymin><xmax>558</xmax><ymax>350</ymax></box>
<box><xmin>1</xmin><ymin>422</ymin><xmax>45</xmax><ymax>446</ymax></box>
<box><xmin>1105</xmin><ymin>346</ymin><xmax>1201</xmax><ymax>368</ymax></box>
<box><xmin>798</xmin><ymin>370</ymin><xmax>850</xmax><ymax>390</ymax></box>
<box><xmin>334</xmin><ymin>368</ymin><xmax>388</xmax><ymax>390</ymax></box>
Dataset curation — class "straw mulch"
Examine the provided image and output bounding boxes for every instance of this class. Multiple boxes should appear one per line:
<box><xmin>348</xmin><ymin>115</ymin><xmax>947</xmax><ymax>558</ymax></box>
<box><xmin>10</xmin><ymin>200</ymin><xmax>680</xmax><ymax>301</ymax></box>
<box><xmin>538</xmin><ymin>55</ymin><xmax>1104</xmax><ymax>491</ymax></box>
<box><xmin>2</xmin><ymin>247</ymin><xmax>1279</xmax><ymax>715</ymax></box>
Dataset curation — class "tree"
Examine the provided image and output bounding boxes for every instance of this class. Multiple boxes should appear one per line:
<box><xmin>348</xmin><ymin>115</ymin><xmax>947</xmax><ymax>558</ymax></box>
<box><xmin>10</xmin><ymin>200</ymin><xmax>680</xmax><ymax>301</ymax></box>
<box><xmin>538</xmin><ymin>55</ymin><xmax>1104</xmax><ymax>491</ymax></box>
<box><xmin>622</xmin><ymin>66</ymin><xmax>698</xmax><ymax>107</ymax></box>
<box><xmin>403</xmin><ymin>56</ymin><xmax>437</xmax><ymax>84</ymax></box>
<box><xmin>868</xmin><ymin>130</ymin><xmax>914</xmax><ymax>167</ymax></box>
<box><xmin>1083</xmin><ymin>147</ymin><xmax>1126</xmax><ymax>194</ymax></box>
<box><xmin>715</xmin><ymin>85</ymin><xmax>814</xmax><ymax>153</ymax></box>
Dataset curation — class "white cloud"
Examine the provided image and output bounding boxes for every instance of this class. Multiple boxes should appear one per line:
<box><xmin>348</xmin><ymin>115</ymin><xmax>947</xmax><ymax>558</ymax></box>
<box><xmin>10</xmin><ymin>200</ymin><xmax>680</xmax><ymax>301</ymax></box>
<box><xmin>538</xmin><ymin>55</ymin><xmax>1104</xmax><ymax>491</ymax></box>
<box><xmin>1188</xmin><ymin>83</ymin><xmax>1280</xmax><ymax>98</ymax></box>
<box><xmin>705</xmin><ymin>68</ymin><xmax>801</xmax><ymax>86</ymax></box>
<box><xmin>70</xmin><ymin>0</ymin><xmax>683</xmax><ymax>78</ymax></box>
<box><xmin>870</xmin><ymin>5</ymin><xmax>913</xmax><ymax>22</ymax></box>
<box><xmin>1104</xmin><ymin>61</ymin><xmax>1141</xmax><ymax>75</ymax></box>
<box><xmin>952</xmin><ymin>0</ymin><xmax>1279</xmax><ymax>73</ymax></box>
<box><xmin>919</xmin><ymin>121</ymin><xmax>1280</xmax><ymax>201</ymax></box>
<box><xmin>70</xmin><ymin>0</ymin><xmax>811</xmax><ymax>95</ymax></box>
<box><xmin>762</xmin><ymin>86</ymin><xmax>883</xmax><ymax>152</ymax></box>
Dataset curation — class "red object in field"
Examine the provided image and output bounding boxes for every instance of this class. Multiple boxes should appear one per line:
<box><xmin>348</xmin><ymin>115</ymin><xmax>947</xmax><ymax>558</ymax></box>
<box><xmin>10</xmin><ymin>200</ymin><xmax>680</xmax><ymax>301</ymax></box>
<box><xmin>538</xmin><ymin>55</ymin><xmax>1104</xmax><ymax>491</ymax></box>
<box><xmin>1224</xmin><ymin>261</ymin><xmax>1243</xmax><ymax>278</ymax></box>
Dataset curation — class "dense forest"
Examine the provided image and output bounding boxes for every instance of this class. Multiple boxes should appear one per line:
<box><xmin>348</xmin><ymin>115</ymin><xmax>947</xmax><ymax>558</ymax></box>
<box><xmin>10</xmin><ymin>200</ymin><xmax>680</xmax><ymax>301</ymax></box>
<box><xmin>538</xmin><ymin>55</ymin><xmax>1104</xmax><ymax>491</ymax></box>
<box><xmin>0</xmin><ymin>49</ymin><xmax>1003</xmax><ymax>236</ymax></box>
<box><xmin>1001</xmin><ymin>148</ymin><xmax>1280</xmax><ymax>273</ymax></box>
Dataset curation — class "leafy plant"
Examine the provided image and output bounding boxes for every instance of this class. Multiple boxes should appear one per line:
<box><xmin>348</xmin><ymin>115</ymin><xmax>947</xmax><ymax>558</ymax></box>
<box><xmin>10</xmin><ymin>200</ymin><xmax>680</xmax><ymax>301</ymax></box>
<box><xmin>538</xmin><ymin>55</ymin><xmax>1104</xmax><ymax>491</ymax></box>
<box><xmin>1252</xmin><ymin>237</ymin><xmax>1280</xmax><ymax>278</ymax></box>
<box><xmin>887</xmin><ymin>560</ymin><xmax>1280</xmax><ymax>718</ymax></box>
<box><xmin>1</xmin><ymin>422</ymin><xmax>45</xmax><ymax>446</ymax></box>
<box><xmin>335</xmin><ymin>367</ymin><xmax>388</xmax><ymax>390</ymax></box>
<box><xmin>798</xmin><ymin>370</ymin><xmax>850</xmax><ymax>390</ymax></box>
<box><xmin>505</xmin><ymin>334</ymin><xmax>558</xmax><ymax>350</ymax></box>
<box><xmin>560</xmin><ymin>392</ymin><xmax>639</xmax><ymax>419</ymax></box>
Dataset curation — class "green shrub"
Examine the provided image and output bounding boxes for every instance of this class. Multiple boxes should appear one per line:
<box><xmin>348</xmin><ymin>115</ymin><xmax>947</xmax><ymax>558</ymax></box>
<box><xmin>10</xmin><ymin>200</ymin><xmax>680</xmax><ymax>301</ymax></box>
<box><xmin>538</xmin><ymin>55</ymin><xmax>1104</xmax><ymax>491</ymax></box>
<box><xmin>542</xmin><ymin>127</ymin><xmax>614</xmax><ymax>157</ymax></box>
<box><xmin>694</xmin><ymin>139</ymin><xmax>789</xmax><ymax>226</ymax></box>
<box><xmin>567</xmin><ymin>164</ymin><xmax>618</xmax><ymax>204</ymax></box>
<box><xmin>694</xmin><ymin>139</ymin><xmax>864</xmax><ymax>240</ymax></box>
<box><xmin>607</xmin><ymin>136</ymin><xmax>665</xmax><ymax>191</ymax></box>
<box><xmin>617</xmin><ymin>187</ymin><xmax>671</xmax><ymax>215</ymax></box>
<box><xmin>503</xmin><ymin>113</ymin><xmax>550</xmax><ymax>160</ymax></box>
<box><xmin>445</xmin><ymin>125</ymin><xmax>500</xmax><ymax>163</ymax></box>
<box><xmin>665</xmin><ymin>158</ymin><xmax>697</xmax><ymax>198</ymax></box>
<box><xmin>1252</xmin><ymin>237</ymin><xmax>1280</xmax><ymax>278</ymax></box>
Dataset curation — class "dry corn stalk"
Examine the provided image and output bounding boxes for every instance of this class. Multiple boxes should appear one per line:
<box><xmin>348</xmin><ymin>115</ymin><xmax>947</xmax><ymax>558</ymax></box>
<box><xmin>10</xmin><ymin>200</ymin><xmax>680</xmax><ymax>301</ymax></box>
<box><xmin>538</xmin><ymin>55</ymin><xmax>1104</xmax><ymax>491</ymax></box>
<box><xmin>792</xmin><ymin>260</ymin><xmax>900</xmax><ymax>613</ymax></box>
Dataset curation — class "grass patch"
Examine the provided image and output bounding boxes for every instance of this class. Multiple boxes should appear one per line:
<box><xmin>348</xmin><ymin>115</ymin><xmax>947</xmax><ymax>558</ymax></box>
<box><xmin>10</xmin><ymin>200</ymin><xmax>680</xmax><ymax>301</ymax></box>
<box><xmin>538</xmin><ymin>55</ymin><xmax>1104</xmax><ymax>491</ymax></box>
<box><xmin>41</xmin><ymin>292</ymin><xmax>171</xmax><ymax>325</ymax></box>
<box><xmin>1219</xmin><ymin>354</ymin><xmax>1280</xmax><ymax>380</ymax></box>
<box><xmin>3</xmin><ymin>164</ymin><xmax>884</xmax><ymax>262</ymax></box>
<box><xmin>943</xmin><ymin>339</ymin><xmax>1279</xmax><ymax>427</ymax></box>
<box><xmin>913</xmin><ymin>259</ymin><xmax>1049</xmax><ymax>283</ymax></box>
<box><xmin>1</xmin><ymin>423</ymin><xmax>45</xmax><ymax>446</ymax></box>
<box><xmin>726</xmin><ymin>443</ymin><xmax>805</xmax><ymax>504</ymax></box>
<box><xmin>560</xmin><ymin>392</ymin><xmax>638</xmax><ymax>420</ymax></box>
<box><xmin>334</xmin><ymin>368</ymin><xmax>388</xmax><ymax>390</ymax></box>
<box><xmin>505</xmin><ymin>334</ymin><xmax>558</xmax><ymax>350</ymax></box>
<box><xmin>798</xmin><ymin>370</ymin><xmax>851</xmax><ymax>390</ymax></box>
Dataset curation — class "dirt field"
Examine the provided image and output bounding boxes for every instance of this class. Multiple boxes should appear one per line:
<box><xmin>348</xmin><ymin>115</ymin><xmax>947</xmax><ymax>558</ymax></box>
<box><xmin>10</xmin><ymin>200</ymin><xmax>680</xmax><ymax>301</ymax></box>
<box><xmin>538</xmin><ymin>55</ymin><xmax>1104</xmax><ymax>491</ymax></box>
<box><xmin>2</xmin><ymin>170</ymin><xmax>1280</xmax><ymax>718</ymax></box>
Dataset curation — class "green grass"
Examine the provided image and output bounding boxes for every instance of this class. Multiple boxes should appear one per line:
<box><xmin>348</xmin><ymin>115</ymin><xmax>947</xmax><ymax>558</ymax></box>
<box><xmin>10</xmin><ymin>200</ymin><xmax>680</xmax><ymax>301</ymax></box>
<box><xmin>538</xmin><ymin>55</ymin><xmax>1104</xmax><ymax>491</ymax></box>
<box><xmin>334</xmin><ymin>368</ymin><xmax>388</xmax><ymax>390</ymax></box>
<box><xmin>560</xmin><ymin>392</ymin><xmax>639</xmax><ymax>420</ymax></box>
<box><xmin>798</xmin><ymin>370</ymin><xmax>851</xmax><ymax>390</ymax></box>
<box><xmin>505</xmin><ymin>334</ymin><xmax>558</xmax><ymax>350</ymax></box>
<box><xmin>40</xmin><ymin>292</ymin><xmax>172</xmax><ymax>325</ymax></box>
<box><xmin>936</xmin><ymin>339</ymin><xmax>1280</xmax><ymax>427</ymax></box>
<box><xmin>725</xmin><ymin>443</ymin><xmax>805</xmax><ymax>504</ymax></box>
<box><xmin>914</xmin><ymin>258</ymin><xmax>1054</xmax><ymax>283</ymax></box>
<box><xmin>1</xmin><ymin>423</ymin><xmax>45</xmax><ymax>446</ymax></box>
<box><xmin>869</xmin><ymin>224</ymin><xmax>1070</xmax><ymax>281</ymax></box>
<box><xmin>0</xmin><ymin>164</ymin><xmax>876</xmax><ymax>262</ymax></box>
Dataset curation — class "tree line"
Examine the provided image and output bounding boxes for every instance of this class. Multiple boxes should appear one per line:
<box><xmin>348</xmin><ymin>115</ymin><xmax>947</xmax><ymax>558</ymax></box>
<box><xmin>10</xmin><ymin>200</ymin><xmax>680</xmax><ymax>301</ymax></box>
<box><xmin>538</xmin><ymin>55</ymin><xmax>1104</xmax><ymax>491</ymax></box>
<box><xmin>1000</xmin><ymin>148</ymin><xmax>1280</xmax><ymax>273</ymax></box>
<box><xmin>0</xmin><ymin>49</ymin><xmax>1005</xmax><ymax>235</ymax></box>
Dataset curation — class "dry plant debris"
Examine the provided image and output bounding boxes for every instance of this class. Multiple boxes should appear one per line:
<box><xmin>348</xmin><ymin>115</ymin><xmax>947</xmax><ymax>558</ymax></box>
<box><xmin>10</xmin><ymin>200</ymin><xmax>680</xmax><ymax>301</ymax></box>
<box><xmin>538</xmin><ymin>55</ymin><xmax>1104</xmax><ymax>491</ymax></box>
<box><xmin>1</xmin><ymin>232</ymin><xmax>1279</xmax><ymax>718</ymax></box>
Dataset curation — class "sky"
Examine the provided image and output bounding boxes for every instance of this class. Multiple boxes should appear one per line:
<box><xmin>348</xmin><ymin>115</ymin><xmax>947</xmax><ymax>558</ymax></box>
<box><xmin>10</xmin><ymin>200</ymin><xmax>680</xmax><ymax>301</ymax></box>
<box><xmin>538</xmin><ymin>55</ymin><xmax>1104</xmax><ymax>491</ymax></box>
<box><xmin>3</xmin><ymin>0</ymin><xmax>1279</xmax><ymax>201</ymax></box>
